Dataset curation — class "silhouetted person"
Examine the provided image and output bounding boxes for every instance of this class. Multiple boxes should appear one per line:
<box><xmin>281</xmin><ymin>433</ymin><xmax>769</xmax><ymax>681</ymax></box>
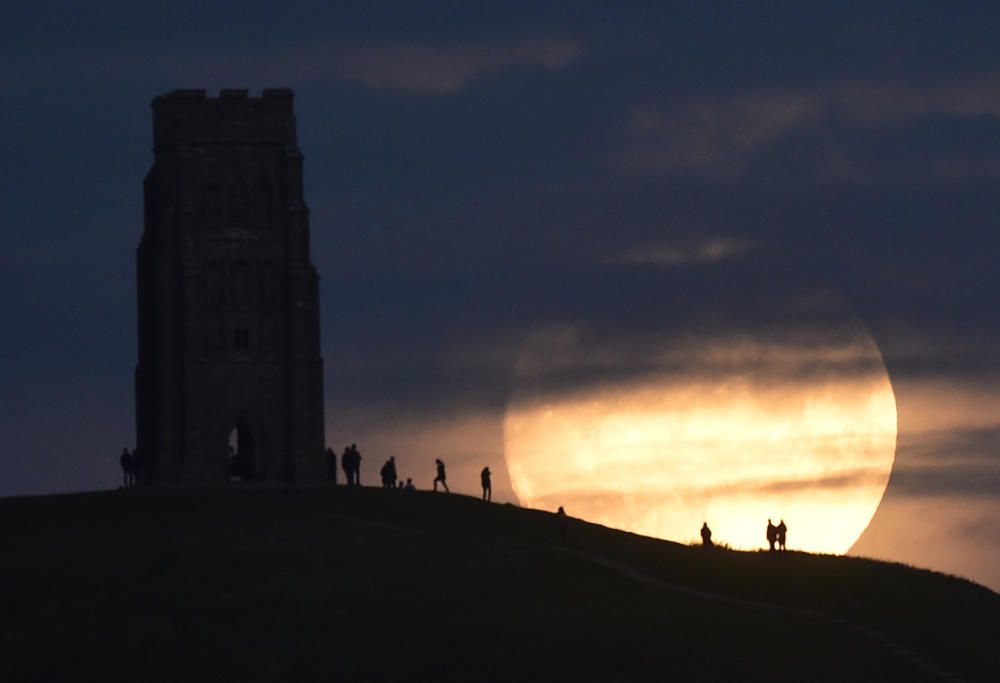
<box><xmin>341</xmin><ymin>446</ymin><xmax>353</xmax><ymax>485</ymax></box>
<box><xmin>555</xmin><ymin>506</ymin><xmax>568</xmax><ymax>538</ymax></box>
<box><xmin>766</xmin><ymin>519</ymin><xmax>777</xmax><ymax>552</ymax></box>
<box><xmin>701</xmin><ymin>522</ymin><xmax>713</xmax><ymax>547</ymax></box>
<box><xmin>351</xmin><ymin>444</ymin><xmax>362</xmax><ymax>486</ymax></box>
<box><xmin>326</xmin><ymin>447</ymin><xmax>337</xmax><ymax>485</ymax></box>
<box><xmin>404</xmin><ymin>477</ymin><xmax>415</xmax><ymax>491</ymax></box>
<box><xmin>481</xmin><ymin>466</ymin><xmax>492</xmax><ymax>501</ymax></box>
<box><xmin>342</xmin><ymin>444</ymin><xmax>362</xmax><ymax>486</ymax></box>
<box><xmin>119</xmin><ymin>448</ymin><xmax>133</xmax><ymax>488</ymax></box>
<box><xmin>381</xmin><ymin>457</ymin><xmax>397</xmax><ymax>488</ymax></box>
<box><xmin>776</xmin><ymin>520</ymin><xmax>787</xmax><ymax>551</ymax></box>
<box><xmin>433</xmin><ymin>459</ymin><xmax>449</xmax><ymax>492</ymax></box>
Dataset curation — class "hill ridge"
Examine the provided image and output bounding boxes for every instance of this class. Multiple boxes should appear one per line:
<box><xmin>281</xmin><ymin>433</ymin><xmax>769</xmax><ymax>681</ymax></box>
<box><xmin>2</xmin><ymin>487</ymin><xmax>997</xmax><ymax>682</ymax></box>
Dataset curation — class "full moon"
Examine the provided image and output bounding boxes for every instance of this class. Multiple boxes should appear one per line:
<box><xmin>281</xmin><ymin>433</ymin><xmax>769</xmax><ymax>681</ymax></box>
<box><xmin>503</xmin><ymin>322</ymin><xmax>897</xmax><ymax>554</ymax></box>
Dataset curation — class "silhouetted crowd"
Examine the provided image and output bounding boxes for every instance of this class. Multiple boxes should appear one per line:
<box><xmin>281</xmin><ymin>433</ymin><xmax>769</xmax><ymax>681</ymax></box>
<box><xmin>120</xmin><ymin>440</ymin><xmax>497</xmax><ymax>500</ymax></box>
<box><xmin>118</xmin><ymin>444</ymin><xmax>791</xmax><ymax>552</ymax></box>
<box><xmin>321</xmin><ymin>447</ymin><xmax>493</xmax><ymax>501</ymax></box>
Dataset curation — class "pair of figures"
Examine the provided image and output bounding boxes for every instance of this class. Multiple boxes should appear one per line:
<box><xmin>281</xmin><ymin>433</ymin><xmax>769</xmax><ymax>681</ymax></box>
<box><xmin>767</xmin><ymin>519</ymin><xmax>788</xmax><ymax>551</ymax></box>
<box><xmin>341</xmin><ymin>444</ymin><xmax>362</xmax><ymax>486</ymax></box>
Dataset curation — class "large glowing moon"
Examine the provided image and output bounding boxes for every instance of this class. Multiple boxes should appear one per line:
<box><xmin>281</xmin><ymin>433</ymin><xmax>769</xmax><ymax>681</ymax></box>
<box><xmin>503</xmin><ymin>324</ymin><xmax>897</xmax><ymax>554</ymax></box>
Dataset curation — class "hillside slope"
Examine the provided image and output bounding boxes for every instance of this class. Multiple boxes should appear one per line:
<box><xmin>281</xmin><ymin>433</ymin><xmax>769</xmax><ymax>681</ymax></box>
<box><xmin>1</xmin><ymin>488</ymin><xmax>996</xmax><ymax>682</ymax></box>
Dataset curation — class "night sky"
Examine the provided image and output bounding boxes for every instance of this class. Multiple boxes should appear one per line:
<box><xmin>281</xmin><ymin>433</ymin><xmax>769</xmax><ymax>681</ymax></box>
<box><xmin>2</xmin><ymin>4</ymin><xmax>998</xmax><ymax>590</ymax></box>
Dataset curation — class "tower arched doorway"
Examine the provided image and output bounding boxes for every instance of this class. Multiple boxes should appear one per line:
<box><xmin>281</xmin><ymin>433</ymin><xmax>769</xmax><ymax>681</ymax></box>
<box><xmin>227</xmin><ymin>421</ymin><xmax>256</xmax><ymax>482</ymax></box>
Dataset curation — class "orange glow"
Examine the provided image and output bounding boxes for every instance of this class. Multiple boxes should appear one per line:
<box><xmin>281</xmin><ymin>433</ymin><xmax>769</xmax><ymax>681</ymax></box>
<box><xmin>503</xmin><ymin>331</ymin><xmax>897</xmax><ymax>553</ymax></box>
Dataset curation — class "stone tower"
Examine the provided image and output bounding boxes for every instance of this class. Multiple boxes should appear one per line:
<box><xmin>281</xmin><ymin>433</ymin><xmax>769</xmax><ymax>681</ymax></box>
<box><xmin>135</xmin><ymin>88</ymin><xmax>324</xmax><ymax>483</ymax></box>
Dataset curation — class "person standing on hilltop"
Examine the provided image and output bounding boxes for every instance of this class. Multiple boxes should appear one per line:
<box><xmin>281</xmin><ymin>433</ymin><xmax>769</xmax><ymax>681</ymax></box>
<box><xmin>326</xmin><ymin>447</ymin><xmax>337</xmax><ymax>485</ymax></box>
<box><xmin>387</xmin><ymin>456</ymin><xmax>397</xmax><ymax>488</ymax></box>
<box><xmin>555</xmin><ymin>506</ymin><xmax>568</xmax><ymax>539</ymax></box>
<box><xmin>766</xmin><ymin>519</ymin><xmax>777</xmax><ymax>552</ymax></box>
<box><xmin>433</xmin><ymin>459</ymin><xmax>450</xmax><ymax>492</ymax></box>
<box><xmin>700</xmin><ymin>522</ymin><xmax>713</xmax><ymax>547</ymax></box>
<box><xmin>351</xmin><ymin>444</ymin><xmax>363</xmax><ymax>486</ymax></box>
<box><xmin>776</xmin><ymin>520</ymin><xmax>788</xmax><ymax>551</ymax></box>
<box><xmin>481</xmin><ymin>466</ymin><xmax>492</xmax><ymax>501</ymax></box>
<box><xmin>342</xmin><ymin>444</ymin><xmax>361</xmax><ymax>486</ymax></box>
<box><xmin>341</xmin><ymin>446</ymin><xmax>353</xmax><ymax>485</ymax></box>
<box><xmin>119</xmin><ymin>447</ymin><xmax>133</xmax><ymax>488</ymax></box>
<box><xmin>381</xmin><ymin>456</ymin><xmax>398</xmax><ymax>488</ymax></box>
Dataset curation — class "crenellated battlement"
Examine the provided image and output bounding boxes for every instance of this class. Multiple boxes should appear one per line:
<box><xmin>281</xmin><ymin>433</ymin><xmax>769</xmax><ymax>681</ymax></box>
<box><xmin>152</xmin><ymin>88</ymin><xmax>297</xmax><ymax>148</ymax></box>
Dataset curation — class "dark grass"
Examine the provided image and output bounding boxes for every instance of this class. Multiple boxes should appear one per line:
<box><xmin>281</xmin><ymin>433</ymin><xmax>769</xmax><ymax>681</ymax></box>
<box><xmin>1</xmin><ymin>487</ymin><xmax>997</xmax><ymax>682</ymax></box>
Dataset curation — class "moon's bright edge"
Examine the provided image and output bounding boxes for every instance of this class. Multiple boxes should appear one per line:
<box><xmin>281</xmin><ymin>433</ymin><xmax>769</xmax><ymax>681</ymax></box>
<box><xmin>503</xmin><ymin>327</ymin><xmax>897</xmax><ymax>554</ymax></box>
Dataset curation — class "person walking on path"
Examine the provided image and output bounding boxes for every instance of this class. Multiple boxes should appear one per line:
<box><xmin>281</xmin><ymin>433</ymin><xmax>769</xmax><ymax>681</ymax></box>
<box><xmin>481</xmin><ymin>466</ymin><xmax>492</xmax><ymax>501</ymax></box>
<box><xmin>433</xmin><ymin>459</ymin><xmax>449</xmax><ymax>492</ymax></box>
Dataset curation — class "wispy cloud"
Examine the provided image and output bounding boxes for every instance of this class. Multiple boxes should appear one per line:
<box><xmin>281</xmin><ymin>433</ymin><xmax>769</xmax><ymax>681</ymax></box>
<box><xmin>616</xmin><ymin>236</ymin><xmax>751</xmax><ymax>266</ymax></box>
<box><xmin>620</xmin><ymin>79</ymin><xmax>1000</xmax><ymax>181</ymax></box>
<box><xmin>511</xmin><ymin>311</ymin><xmax>888</xmax><ymax>395</ymax></box>
<box><xmin>540</xmin><ymin>467</ymin><xmax>893</xmax><ymax>510</ymax></box>
<box><xmin>625</xmin><ymin>93</ymin><xmax>820</xmax><ymax>180</ymax></box>
<box><xmin>0</xmin><ymin>36</ymin><xmax>582</xmax><ymax>94</ymax></box>
<box><xmin>327</xmin><ymin>37</ymin><xmax>580</xmax><ymax>93</ymax></box>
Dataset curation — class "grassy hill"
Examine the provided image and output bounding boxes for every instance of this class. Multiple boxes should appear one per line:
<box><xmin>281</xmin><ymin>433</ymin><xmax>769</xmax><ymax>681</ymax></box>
<box><xmin>1</xmin><ymin>487</ymin><xmax>996</xmax><ymax>682</ymax></box>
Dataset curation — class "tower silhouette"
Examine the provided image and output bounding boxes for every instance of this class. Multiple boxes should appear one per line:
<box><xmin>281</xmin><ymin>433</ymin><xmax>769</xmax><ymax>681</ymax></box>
<box><xmin>135</xmin><ymin>89</ymin><xmax>324</xmax><ymax>483</ymax></box>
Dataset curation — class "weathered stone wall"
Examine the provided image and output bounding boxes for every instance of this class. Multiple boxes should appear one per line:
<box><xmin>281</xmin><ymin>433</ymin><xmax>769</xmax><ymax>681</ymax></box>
<box><xmin>136</xmin><ymin>89</ymin><xmax>325</xmax><ymax>483</ymax></box>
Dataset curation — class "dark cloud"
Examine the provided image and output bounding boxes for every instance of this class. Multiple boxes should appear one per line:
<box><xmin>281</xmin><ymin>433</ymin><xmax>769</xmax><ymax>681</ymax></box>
<box><xmin>523</xmin><ymin>466</ymin><xmax>893</xmax><ymax>526</ymax></box>
<box><xmin>884</xmin><ymin>427</ymin><xmax>1000</xmax><ymax>498</ymax></box>
<box><xmin>552</xmin><ymin>468</ymin><xmax>894</xmax><ymax>508</ymax></box>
